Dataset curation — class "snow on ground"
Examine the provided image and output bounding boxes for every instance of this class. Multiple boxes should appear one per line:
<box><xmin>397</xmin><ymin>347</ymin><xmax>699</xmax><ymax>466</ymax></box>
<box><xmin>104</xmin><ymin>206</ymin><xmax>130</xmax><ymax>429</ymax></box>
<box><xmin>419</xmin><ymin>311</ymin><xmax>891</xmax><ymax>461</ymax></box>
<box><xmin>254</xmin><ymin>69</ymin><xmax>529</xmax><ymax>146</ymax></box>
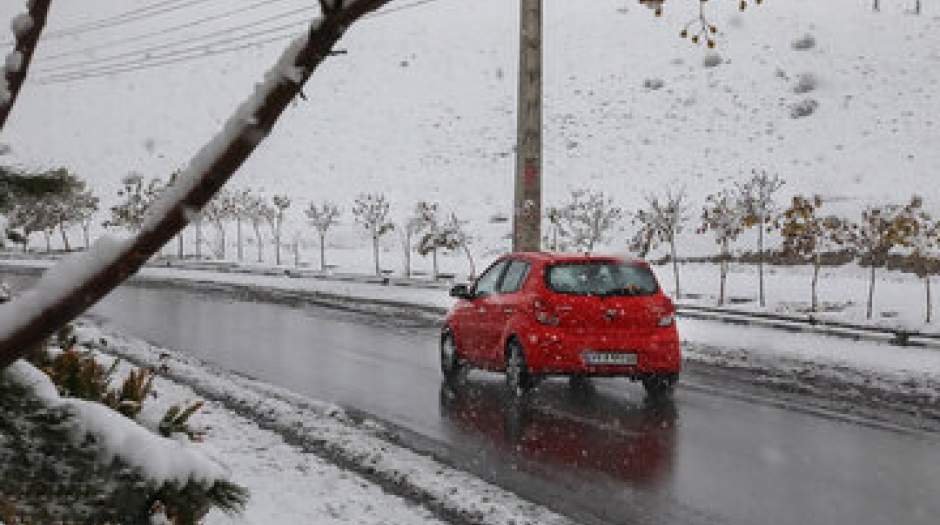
<box><xmin>72</xmin><ymin>343</ymin><xmax>450</xmax><ymax>525</ymax></box>
<box><xmin>2</xmin><ymin>0</ymin><xmax>939</xmax><ymax>262</ymax></box>
<box><xmin>75</xmin><ymin>322</ymin><xmax>575</xmax><ymax>525</ymax></box>
<box><xmin>2</xmin><ymin>359</ymin><xmax>231</xmax><ymax>488</ymax></box>
<box><xmin>660</xmin><ymin>261</ymin><xmax>938</xmax><ymax>332</ymax></box>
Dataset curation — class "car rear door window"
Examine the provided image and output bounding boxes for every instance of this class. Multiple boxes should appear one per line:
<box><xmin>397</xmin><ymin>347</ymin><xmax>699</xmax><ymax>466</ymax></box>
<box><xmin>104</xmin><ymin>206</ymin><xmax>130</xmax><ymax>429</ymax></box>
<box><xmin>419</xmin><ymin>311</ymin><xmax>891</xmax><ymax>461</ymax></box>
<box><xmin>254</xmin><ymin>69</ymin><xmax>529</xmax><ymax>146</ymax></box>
<box><xmin>499</xmin><ymin>260</ymin><xmax>530</xmax><ymax>293</ymax></box>
<box><xmin>473</xmin><ymin>260</ymin><xmax>509</xmax><ymax>297</ymax></box>
<box><xmin>546</xmin><ymin>262</ymin><xmax>659</xmax><ymax>296</ymax></box>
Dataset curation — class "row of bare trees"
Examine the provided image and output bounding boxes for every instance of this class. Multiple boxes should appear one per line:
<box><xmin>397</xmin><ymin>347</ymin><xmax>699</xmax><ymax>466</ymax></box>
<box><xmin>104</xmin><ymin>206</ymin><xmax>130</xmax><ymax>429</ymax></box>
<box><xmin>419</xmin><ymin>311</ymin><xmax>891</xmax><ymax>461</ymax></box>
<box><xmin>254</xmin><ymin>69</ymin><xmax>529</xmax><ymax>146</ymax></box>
<box><xmin>546</xmin><ymin>173</ymin><xmax>939</xmax><ymax>323</ymax></box>
<box><xmin>306</xmin><ymin>194</ymin><xmax>476</xmax><ymax>278</ymax></box>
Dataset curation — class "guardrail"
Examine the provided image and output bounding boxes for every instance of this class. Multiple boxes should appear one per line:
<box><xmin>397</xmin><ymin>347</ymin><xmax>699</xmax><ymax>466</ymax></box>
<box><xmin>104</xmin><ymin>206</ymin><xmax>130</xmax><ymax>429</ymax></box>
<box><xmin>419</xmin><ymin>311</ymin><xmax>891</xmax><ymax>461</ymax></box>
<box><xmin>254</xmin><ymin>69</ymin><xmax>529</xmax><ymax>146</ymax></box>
<box><xmin>676</xmin><ymin>303</ymin><xmax>940</xmax><ymax>349</ymax></box>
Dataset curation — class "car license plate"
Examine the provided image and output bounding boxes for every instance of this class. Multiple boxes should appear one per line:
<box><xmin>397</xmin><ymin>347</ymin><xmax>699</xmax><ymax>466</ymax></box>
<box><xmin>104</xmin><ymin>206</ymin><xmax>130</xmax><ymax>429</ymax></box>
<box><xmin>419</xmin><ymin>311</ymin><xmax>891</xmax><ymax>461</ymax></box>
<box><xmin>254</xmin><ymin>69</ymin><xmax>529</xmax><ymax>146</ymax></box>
<box><xmin>584</xmin><ymin>352</ymin><xmax>637</xmax><ymax>366</ymax></box>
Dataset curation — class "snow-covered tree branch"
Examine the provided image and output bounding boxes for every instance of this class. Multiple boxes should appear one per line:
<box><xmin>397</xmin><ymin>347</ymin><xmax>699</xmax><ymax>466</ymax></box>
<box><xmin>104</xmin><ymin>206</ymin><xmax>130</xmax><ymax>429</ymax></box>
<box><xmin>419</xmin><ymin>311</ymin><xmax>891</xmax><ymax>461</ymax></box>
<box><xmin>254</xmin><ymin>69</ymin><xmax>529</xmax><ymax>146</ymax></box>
<box><xmin>0</xmin><ymin>0</ymin><xmax>52</xmax><ymax>131</ymax></box>
<box><xmin>0</xmin><ymin>0</ymin><xmax>395</xmax><ymax>370</ymax></box>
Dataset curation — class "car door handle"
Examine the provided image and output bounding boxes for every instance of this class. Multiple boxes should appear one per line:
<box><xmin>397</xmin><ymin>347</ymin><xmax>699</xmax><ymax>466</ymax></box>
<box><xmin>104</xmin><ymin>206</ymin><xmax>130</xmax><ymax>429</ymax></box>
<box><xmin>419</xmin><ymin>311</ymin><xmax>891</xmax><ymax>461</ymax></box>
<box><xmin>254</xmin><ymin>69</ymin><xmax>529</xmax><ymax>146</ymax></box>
<box><xmin>477</xmin><ymin>308</ymin><xmax>486</xmax><ymax>314</ymax></box>
<box><xmin>503</xmin><ymin>307</ymin><xmax>515</xmax><ymax>314</ymax></box>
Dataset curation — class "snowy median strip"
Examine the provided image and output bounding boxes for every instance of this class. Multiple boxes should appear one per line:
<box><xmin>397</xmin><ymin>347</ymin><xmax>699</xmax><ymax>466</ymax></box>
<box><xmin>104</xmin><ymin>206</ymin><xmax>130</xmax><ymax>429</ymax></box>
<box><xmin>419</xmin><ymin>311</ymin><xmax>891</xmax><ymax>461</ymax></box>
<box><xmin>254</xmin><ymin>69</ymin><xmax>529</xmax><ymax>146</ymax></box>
<box><xmin>75</xmin><ymin>322</ymin><xmax>575</xmax><ymax>525</ymax></box>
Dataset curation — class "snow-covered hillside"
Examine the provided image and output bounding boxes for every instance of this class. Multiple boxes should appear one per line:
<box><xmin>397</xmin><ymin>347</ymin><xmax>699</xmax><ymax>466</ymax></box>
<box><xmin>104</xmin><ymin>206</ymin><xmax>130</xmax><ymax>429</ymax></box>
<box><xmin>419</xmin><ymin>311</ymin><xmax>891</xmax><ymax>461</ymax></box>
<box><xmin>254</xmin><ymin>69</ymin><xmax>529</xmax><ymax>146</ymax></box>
<box><xmin>1</xmin><ymin>0</ymin><xmax>938</xmax><ymax>260</ymax></box>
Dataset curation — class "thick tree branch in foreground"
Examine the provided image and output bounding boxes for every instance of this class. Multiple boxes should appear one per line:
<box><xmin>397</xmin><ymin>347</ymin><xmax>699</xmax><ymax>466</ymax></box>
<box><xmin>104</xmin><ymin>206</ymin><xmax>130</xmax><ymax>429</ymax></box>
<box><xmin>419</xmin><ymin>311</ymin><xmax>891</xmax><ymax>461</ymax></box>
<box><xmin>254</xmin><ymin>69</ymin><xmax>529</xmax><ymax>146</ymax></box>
<box><xmin>0</xmin><ymin>0</ymin><xmax>52</xmax><ymax>131</ymax></box>
<box><xmin>0</xmin><ymin>0</ymin><xmax>393</xmax><ymax>369</ymax></box>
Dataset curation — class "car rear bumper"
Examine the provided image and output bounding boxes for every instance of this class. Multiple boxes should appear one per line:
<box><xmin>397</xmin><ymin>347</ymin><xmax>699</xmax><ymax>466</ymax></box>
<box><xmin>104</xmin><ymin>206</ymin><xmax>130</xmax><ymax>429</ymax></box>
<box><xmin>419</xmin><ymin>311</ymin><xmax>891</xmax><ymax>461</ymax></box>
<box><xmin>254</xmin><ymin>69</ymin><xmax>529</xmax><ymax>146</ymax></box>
<box><xmin>519</xmin><ymin>324</ymin><xmax>681</xmax><ymax>376</ymax></box>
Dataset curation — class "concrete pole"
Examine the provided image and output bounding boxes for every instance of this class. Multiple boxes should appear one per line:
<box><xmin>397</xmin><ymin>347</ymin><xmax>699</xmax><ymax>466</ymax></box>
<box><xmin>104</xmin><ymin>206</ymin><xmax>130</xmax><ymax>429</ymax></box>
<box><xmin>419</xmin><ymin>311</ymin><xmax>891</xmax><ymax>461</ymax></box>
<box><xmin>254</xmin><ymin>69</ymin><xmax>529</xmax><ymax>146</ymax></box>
<box><xmin>513</xmin><ymin>0</ymin><xmax>543</xmax><ymax>252</ymax></box>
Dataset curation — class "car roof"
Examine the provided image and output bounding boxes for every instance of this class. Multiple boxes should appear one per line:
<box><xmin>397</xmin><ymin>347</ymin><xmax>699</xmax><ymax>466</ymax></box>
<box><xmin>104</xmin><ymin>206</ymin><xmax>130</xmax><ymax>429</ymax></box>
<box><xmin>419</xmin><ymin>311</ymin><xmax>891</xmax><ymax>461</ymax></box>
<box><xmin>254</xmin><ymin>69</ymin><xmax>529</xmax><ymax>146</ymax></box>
<box><xmin>506</xmin><ymin>252</ymin><xmax>648</xmax><ymax>265</ymax></box>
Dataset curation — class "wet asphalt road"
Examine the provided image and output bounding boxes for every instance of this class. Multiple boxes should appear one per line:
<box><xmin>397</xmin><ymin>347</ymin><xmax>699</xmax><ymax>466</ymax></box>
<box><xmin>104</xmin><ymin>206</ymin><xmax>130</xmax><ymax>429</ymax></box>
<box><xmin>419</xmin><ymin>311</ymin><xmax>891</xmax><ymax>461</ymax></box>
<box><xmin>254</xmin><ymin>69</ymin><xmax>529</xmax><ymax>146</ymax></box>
<box><xmin>4</xmin><ymin>271</ymin><xmax>940</xmax><ymax>525</ymax></box>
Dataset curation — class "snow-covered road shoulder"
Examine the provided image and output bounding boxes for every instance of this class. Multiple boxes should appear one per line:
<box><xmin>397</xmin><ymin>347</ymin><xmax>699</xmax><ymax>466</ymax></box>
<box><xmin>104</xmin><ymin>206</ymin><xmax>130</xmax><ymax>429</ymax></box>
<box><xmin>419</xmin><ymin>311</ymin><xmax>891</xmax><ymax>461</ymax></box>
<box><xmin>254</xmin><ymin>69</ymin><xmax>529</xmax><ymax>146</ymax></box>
<box><xmin>75</xmin><ymin>321</ymin><xmax>574</xmax><ymax>525</ymax></box>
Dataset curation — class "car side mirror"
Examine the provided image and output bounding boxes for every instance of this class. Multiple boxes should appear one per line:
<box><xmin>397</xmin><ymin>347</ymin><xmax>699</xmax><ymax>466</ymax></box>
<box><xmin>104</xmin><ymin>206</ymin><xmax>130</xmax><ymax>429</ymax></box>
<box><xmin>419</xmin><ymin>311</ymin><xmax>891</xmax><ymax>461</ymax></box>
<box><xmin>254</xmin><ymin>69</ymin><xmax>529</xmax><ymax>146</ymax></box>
<box><xmin>450</xmin><ymin>284</ymin><xmax>472</xmax><ymax>300</ymax></box>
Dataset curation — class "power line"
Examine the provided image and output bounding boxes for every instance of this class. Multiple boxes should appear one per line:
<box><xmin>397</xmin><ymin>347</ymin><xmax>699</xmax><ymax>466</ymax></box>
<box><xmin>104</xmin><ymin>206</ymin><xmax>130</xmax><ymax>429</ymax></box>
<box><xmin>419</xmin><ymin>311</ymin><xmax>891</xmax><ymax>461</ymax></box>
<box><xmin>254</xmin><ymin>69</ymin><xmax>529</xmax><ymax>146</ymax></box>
<box><xmin>37</xmin><ymin>31</ymin><xmax>296</xmax><ymax>85</ymax></box>
<box><xmin>38</xmin><ymin>20</ymin><xmax>307</xmax><ymax>80</ymax></box>
<box><xmin>45</xmin><ymin>0</ymin><xmax>195</xmax><ymax>37</ymax></box>
<box><xmin>1</xmin><ymin>0</ymin><xmax>218</xmax><ymax>47</ymax></box>
<box><xmin>38</xmin><ymin>0</ymin><xmax>300</xmax><ymax>62</ymax></box>
<box><xmin>36</xmin><ymin>6</ymin><xmax>313</xmax><ymax>74</ymax></box>
<box><xmin>43</xmin><ymin>0</ymin><xmax>218</xmax><ymax>41</ymax></box>
<box><xmin>34</xmin><ymin>0</ymin><xmax>452</xmax><ymax>86</ymax></box>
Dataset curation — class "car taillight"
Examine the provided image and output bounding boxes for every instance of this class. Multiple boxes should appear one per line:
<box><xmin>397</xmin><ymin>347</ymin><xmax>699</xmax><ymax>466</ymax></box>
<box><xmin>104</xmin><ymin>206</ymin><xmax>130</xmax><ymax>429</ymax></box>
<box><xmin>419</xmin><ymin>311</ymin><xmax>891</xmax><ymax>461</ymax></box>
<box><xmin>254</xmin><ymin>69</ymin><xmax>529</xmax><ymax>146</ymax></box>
<box><xmin>533</xmin><ymin>300</ymin><xmax>560</xmax><ymax>326</ymax></box>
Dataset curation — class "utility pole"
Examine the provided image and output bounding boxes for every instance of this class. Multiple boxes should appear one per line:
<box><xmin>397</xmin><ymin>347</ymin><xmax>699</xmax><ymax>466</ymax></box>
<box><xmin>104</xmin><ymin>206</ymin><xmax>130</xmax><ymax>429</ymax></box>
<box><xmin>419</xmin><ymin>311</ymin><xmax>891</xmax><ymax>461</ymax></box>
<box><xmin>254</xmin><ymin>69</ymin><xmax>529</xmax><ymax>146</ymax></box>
<box><xmin>513</xmin><ymin>0</ymin><xmax>543</xmax><ymax>252</ymax></box>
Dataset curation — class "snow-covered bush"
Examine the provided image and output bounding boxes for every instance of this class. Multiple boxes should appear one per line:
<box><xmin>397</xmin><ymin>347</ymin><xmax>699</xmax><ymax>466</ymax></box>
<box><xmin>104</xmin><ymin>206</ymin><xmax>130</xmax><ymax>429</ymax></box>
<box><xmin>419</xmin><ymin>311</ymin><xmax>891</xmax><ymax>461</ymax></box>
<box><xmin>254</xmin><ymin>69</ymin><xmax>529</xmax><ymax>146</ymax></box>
<box><xmin>793</xmin><ymin>73</ymin><xmax>818</xmax><ymax>94</ymax></box>
<box><xmin>791</xmin><ymin>33</ymin><xmax>816</xmax><ymax>50</ymax></box>
<box><xmin>643</xmin><ymin>77</ymin><xmax>665</xmax><ymax>90</ymax></box>
<box><xmin>702</xmin><ymin>52</ymin><xmax>722</xmax><ymax>68</ymax></box>
<box><xmin>789</xmin><ymin>98</ymin><xmax>819</xmax><ymax>118</ymax></box>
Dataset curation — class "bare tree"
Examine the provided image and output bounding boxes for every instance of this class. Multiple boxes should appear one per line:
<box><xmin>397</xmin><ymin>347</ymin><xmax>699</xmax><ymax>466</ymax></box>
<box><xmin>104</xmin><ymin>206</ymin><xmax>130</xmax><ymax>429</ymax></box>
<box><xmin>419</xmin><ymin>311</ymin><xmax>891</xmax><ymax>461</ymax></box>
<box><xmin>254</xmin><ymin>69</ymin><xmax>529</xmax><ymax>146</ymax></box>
<box><xmin>203</xmin><ymin>190</ymin><xmax>237</xmax><ymax>259</ymax></box>
<box><xmin>103</xmin><ymin>173</ymin><xmax>164</xmax><ymax>233</ymax></box>
<box><xmin>239</xmin><ymin>193</ymin><xmax>269</xmax><ymax>263</ymax></box>
<box><xmin>0</xmin><ymin>0</ymin><xmax>397</xmax><ymax>369</ymax></box>
<box><xmin>269</xmin><ymin>194</ymin><xmax>291</xmax><ymax>265</ymax></box>
<box><xmin>8</xmin><ymin>193</ymin><xmax>57</xmax><ymax>251</ymax></box>
<box><xmin>57</xmin><ymin>183</ymin><xmax>97</xmax><ymax>252</ymax></box>
<box><xmin>544</xmin><ymin>205</ymin><xmax>566</xmax><ymax>252</ymax></box>
<box><xmin>399</xmin><ymin>215</ymin><xmax>422</xmax><ymax>278</ymax></box>
<box><xmin>441</xmin><ymin>213</ymin><xmax>476</xmax><ymax>279</ymax></box>
<box><xmin>904</xmin><ymin>206</ymin><xmax>938</xmax><ymax>323</ymax></box>
<box><xmin>353</xmin><ymin>193</ymin><xmax>394</xmax><ymax>276</ymax></box>
<box><xmin>699</xmin><ymin>187</ymin><xmax>746</xmax><ymax>306</ymax></box>
<box><xmin>0</xmin><ymin>0</ymin><xmax>52</xmax><ymax>130</ymax></box>
<box><xmin>305</xmin><ymin>200</ymin><xmax>341</xmax><ymax>272</ymax></box>
<box><xmin>231</xmin><ymin>188</ymin><xmax>256</xmax><ymax>262</ymax></box>
<box><xmin>631</xmin><ymin>187</ymin><xmax>690</xmax><ymax>298</ymax></box>
<box><xmin>850</xmin><ymin>197</ymin><xmax>921</xmax><ymax>319</ymax></box>
<box><xmin>778</xmin><ymin>195</ymin><xmax>852</xmax><ymax>312</ymax></box>
<box><xmin>738</xmin><ymin>169</ymin><xmax>785</xmax><ymax>307</ymax></box>
<box><xmin>418</xmin><ymin>212</ymin><xmax>476</xmax><ymax>279</ymax></box>
<box><xmin>75</xmin><ymin>190</ymin><xmax>99</xmax><ymax>249</ymax></box>
<box><xmin>557</xmin><ymin>188</ymin><xmax>623</xmax><ymax>252</ymax></box>
<box><xmin>413</xmin><ymin>201</ymin><xmax>441</xmax><ymax>278</ymax></box>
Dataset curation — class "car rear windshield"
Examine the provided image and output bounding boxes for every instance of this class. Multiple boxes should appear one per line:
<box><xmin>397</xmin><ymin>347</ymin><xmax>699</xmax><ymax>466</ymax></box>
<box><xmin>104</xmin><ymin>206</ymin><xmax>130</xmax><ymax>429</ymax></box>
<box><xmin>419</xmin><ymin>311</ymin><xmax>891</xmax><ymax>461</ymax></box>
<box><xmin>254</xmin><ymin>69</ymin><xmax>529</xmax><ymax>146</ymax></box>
<box><xmin>545</xmin><ymin>262</ymin><xmax>659</xmax><ymax>296</ymax></box>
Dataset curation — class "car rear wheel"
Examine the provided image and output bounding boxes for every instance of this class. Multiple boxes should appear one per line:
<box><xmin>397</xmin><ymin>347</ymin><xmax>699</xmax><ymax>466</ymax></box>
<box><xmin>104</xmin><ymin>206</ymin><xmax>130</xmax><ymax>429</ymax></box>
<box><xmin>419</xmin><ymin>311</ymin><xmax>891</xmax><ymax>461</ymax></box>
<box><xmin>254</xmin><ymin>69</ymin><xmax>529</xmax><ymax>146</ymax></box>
<box><xmin>642</xmin><ymin>374</ymin><xmax>678</xmax><ymax>399</ymax></box>
<box><xmin>505</xmin><ymin>340</ymin><xmax>532</xmax><ymax>396</ymax></box>
<box><xmin>440</xmin><ymin>331</ymin><xmax>464</xmax><ymax>383</ymax></box>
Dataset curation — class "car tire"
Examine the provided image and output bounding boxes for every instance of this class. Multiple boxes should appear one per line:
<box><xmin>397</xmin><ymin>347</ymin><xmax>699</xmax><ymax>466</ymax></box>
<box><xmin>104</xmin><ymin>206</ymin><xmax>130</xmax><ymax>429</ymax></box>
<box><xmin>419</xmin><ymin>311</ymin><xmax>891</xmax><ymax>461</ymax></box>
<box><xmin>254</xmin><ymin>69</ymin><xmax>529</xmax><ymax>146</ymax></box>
<box><xmin>642</xmin><ymin>374</ymin><xmax>678</xmax><ymax>399</ymax></box>
<box><xmin>440</xmin><ymin>330</ymin><xmax>464</xmax><ymax>383</ymax></box>
<box><xmin>505</xmin><ymin>340</ymin><xmax>532</xmax><ymax>396</ymax></box>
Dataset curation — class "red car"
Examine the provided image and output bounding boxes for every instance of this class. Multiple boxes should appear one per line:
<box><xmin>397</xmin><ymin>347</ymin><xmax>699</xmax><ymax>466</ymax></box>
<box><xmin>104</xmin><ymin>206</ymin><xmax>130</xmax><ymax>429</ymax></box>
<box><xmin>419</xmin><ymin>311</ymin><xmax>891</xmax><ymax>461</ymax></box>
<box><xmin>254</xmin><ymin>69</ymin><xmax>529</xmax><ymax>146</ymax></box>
<box><xmin>442</xmin><ymin>253</ymin><xmax>681</xmax><ymax>396</ymax></box>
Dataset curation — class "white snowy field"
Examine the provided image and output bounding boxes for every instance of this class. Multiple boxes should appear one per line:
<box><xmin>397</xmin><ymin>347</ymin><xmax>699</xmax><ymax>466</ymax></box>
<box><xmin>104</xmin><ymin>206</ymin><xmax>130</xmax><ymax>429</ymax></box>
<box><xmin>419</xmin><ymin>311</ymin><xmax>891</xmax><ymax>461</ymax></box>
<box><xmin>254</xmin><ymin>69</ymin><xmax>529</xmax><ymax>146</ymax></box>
<box><xmin>2</xmin><ymin>0</ymin><xmax>939</xmax><ymax>260</ymax></box>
